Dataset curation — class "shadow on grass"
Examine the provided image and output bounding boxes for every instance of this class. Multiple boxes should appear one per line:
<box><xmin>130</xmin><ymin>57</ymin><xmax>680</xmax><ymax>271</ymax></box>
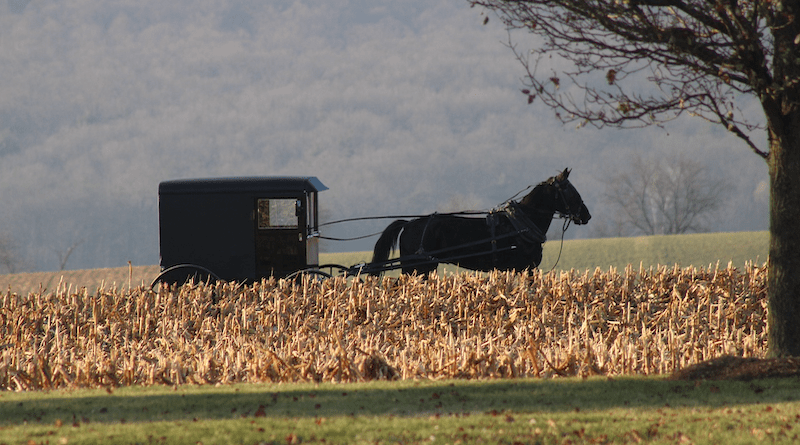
<box><xmin>2</xmin><ymin>377</ymin><xmax>798</xmax><ymax>426</ymax></box>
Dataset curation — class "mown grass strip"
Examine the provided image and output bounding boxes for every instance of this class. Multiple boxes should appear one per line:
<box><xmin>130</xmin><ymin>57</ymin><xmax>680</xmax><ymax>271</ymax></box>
<box><xmin>538</xmin><ymin>230</ymin><xmax>768</xmax><ymax>272</ymax></box>
<box><xmin>2</xmin><ymin>376</ymin><xmax>799</xmax><ymax>444</ymax></box>
<box><xmin>320</xmin><ymin>231</ymin><xmax>769</xmax><ymax>275</ymax></box>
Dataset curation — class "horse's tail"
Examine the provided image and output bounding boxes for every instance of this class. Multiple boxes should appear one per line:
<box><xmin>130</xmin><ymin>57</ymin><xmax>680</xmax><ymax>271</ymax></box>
<box><xmin>370</xmin><ymin>220</ymin><xmax>408</xmax><ymax>275</ymax></box>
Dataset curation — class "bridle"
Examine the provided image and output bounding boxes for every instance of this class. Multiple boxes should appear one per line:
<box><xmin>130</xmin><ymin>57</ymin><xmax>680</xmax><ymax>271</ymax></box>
<box><xmin>504</xmin><ymin>177</ymin><xmax>586</xmax><ymax>224</ymax></box>
<box><xmin>551</xmin><ymin>178</ymin><xmax>586</xmax><ymax>225</ymax></box>
<box><xmin>544</xmin><ymin>178</ymin><xmax>588</xmax><ymax>272</ymax></box>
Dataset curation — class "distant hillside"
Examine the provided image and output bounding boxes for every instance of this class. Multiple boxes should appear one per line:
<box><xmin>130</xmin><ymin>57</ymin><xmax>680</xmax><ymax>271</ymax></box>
<box><xmin>0</xmin><ymin>231</ymin><xmax>768</xmax><ymax>295</ymax></box>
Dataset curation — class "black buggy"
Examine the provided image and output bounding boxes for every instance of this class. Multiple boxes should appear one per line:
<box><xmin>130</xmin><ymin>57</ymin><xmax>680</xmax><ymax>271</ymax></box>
<box><xmin>152</xmin><ymin>170</ymin><xmax>590</xmax><ymax>286</ymax></box>
<box><xmin>152</xmin><ymin>176</ymin><xmax>328</xmax><ymax>286</ymax></box>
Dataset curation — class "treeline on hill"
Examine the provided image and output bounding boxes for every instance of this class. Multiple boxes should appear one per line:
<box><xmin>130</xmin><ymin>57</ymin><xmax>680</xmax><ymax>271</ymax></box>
<box><xmin>0</xmin><ymin>262</ymin><xmax>767</xmax><ymax>390</ymax></box>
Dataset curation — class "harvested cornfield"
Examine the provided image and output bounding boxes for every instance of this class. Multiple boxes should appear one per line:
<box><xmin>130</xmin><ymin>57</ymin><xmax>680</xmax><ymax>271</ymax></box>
<box><xmin>0</xmin><ymin>263</ymin><xmax>767</xmax><ymax>390</ymax></box>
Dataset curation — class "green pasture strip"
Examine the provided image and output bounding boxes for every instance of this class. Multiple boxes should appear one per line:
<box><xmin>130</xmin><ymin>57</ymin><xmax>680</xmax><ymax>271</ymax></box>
<box><xmin>539</xmin><ymin>231</ymin><xmax>768</xmax><ymax>273</ymax></box>
<box><xmin>2</xmin><ymin>376</ymin><xmax>799</xmax><ymax>444</ymax></box>
<box><xmin>320</xmin><ymin>231</ymin><xmax>769</xmax><ymax>275</ymax></box>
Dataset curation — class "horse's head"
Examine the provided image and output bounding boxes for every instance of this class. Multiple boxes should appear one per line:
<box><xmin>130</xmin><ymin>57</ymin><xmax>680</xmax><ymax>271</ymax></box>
<box><xmin>536</xmin><ymin>168</ymin><xmax>592</xmax><ymax>225</ymax></box>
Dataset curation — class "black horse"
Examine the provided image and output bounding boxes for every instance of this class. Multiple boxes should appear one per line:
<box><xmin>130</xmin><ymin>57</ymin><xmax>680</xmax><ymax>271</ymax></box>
<box><xmin>369</xmin><ymin>168</ymin><xmax>591</xmax><ymax>275</ymax></box>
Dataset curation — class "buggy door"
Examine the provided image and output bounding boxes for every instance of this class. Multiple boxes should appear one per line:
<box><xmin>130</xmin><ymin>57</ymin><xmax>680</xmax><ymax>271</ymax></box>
<box><xmin>255</xmin><ymin>197</ymin><xmax>306</xmax><ymax>278</ymax></box>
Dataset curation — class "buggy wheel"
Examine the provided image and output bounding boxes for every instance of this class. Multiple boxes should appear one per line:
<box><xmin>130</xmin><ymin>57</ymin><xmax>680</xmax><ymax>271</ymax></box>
<box><xmin>317</xmin><ymin>263</ymin><xmax>353</xmax><ymax>277</ymax></box>
<box><xmin>150</xmin><ymin>264</ymin><xmax>220</xmax><ymax>289</ymax></box>
<box><xmin>285</xmin><ymin>268</ymin><xmax>333</xmax><ymax>282</ymax></box>
<box><xmin>318</xmin><ymin>263</ymin><xmax>369</xmax><ymax>283</ymax></box>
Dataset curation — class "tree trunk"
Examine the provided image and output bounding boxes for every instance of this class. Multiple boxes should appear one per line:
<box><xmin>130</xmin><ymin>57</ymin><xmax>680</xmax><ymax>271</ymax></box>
<box><xmin>767</xmin><ymin>115</ymin><xmax>800</xmax><ymax>357</ymax></box>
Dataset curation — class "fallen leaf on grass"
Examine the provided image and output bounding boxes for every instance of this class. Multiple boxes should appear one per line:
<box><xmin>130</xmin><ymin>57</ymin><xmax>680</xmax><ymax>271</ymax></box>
<box><xmin>671</xmin><ymin>431</ymin><xmax>692</xmax><ymax>443</ymax></box>
<box><xmin>625</xmin><ymin>430</ymin><xmax>642</xmax><ymax>443</ymax></box>
<box><xmin>254</xmin><ymin>405</ymin><xmax>266</xmax><ymax>417</ymax></box>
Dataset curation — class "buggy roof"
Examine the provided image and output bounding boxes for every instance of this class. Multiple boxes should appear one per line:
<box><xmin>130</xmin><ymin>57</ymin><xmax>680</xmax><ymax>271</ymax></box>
<box><xmin>159</xmin><ymin>176</ymin><xmax>328</xmax><ymax>195</ymax></box>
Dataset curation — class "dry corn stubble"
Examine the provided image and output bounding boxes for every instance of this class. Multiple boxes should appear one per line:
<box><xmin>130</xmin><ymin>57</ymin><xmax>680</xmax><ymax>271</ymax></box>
<box><xmin>0</xmin><ymin>263</ymin><xmax>767</xmax><ymax>390</ymax></box>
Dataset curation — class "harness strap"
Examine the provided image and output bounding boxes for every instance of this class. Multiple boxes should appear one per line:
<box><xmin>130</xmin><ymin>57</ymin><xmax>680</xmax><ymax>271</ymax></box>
<box><xmin>486</xmin><ymin>211</ymin><xmax>499</xmax><ymax>266</ymax></box>
<box><xmin>415</xmin><ymin>213</ymin><xmax>437</xmax><ymax>255</ymax></box>
<box><xmin>502</xmin><ymin>201</ymin><xmax>547</xmax><ymax>245</ymax></box>
<box><xmin>412</xmin><ymin>201</ymin><xmax>549</xmax><ymax>261</ymax></box>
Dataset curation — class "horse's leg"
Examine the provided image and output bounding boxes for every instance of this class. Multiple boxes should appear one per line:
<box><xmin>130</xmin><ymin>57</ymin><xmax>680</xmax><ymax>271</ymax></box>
<box><xmin>398</xmin><ymin>225</ymin><xmax>438</xmax><ymax>276</ymax></box>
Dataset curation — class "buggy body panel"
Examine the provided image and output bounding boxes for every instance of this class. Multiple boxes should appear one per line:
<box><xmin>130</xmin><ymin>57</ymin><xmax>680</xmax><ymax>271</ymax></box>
<box><xmin>158</xmin><ymin>176</ymin><xmax>326</xmax><ymax>284</ymax></box>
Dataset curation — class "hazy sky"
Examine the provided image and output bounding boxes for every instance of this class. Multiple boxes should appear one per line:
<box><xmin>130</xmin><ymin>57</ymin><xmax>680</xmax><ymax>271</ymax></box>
<box><xmin>0</xmin><ymin>0</ymin><xmax>769</xmax><ymax>271</ymax></box>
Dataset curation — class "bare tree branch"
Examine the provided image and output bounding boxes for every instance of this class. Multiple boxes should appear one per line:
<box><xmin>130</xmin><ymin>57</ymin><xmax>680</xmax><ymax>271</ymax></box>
<box><xmin>472</xmin><ymin>0</ymin><xmax>780</xmax><ymax>158</ymax></box>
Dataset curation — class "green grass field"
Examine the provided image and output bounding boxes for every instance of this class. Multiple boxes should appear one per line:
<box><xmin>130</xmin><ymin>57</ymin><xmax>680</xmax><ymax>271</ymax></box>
<box><xmin>537</xmin><ymin>230</ymin><xmax>768</xmax><ymax>272</ymax></box>
<box><xmin>320</xmin><ymin>231</ymin><xmax>769</xmax><ymax>275</ymax></box>
<box><xmin>1</xmin><ymin>377</ymin><xmax>799</xmax><ymax>444</ymax></box>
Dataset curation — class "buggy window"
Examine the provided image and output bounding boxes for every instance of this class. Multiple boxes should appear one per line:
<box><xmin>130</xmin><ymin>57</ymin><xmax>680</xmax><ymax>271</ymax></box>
<box><xmin>257</xmin><ymin>199</ymin><xmax>299</xmax><ymax>228</ymax></box>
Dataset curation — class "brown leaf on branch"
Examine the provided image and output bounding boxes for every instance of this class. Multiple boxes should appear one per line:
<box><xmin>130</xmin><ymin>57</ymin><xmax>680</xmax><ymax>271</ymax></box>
<box><xmin>606</xmin><ymin>69</ymin><xmax>617</xmax><ymax>85</ymax></box>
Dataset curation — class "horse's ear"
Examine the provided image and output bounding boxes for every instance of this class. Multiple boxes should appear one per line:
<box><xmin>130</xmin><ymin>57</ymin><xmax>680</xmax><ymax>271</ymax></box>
<box><xmin>559</xmin><ymin>168</ymin><xmax>571</xmax><ymax>181</ymax></box>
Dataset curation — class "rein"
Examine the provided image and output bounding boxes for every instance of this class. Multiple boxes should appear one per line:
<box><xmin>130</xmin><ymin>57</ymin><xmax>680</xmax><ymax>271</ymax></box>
<box><xmin>318</xmin><ymin>211</ymin><xmax>489</xmax><ymax>228</ymax></box>
<box><xmin>317</xmin><ymin>211</ymin><xmax>489</xmax><ymax>241</ymax></box>
<box><xmin>544</xmin><ymin>218</ymin><xmax>571</xmax><ymax>273</ymax></box>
